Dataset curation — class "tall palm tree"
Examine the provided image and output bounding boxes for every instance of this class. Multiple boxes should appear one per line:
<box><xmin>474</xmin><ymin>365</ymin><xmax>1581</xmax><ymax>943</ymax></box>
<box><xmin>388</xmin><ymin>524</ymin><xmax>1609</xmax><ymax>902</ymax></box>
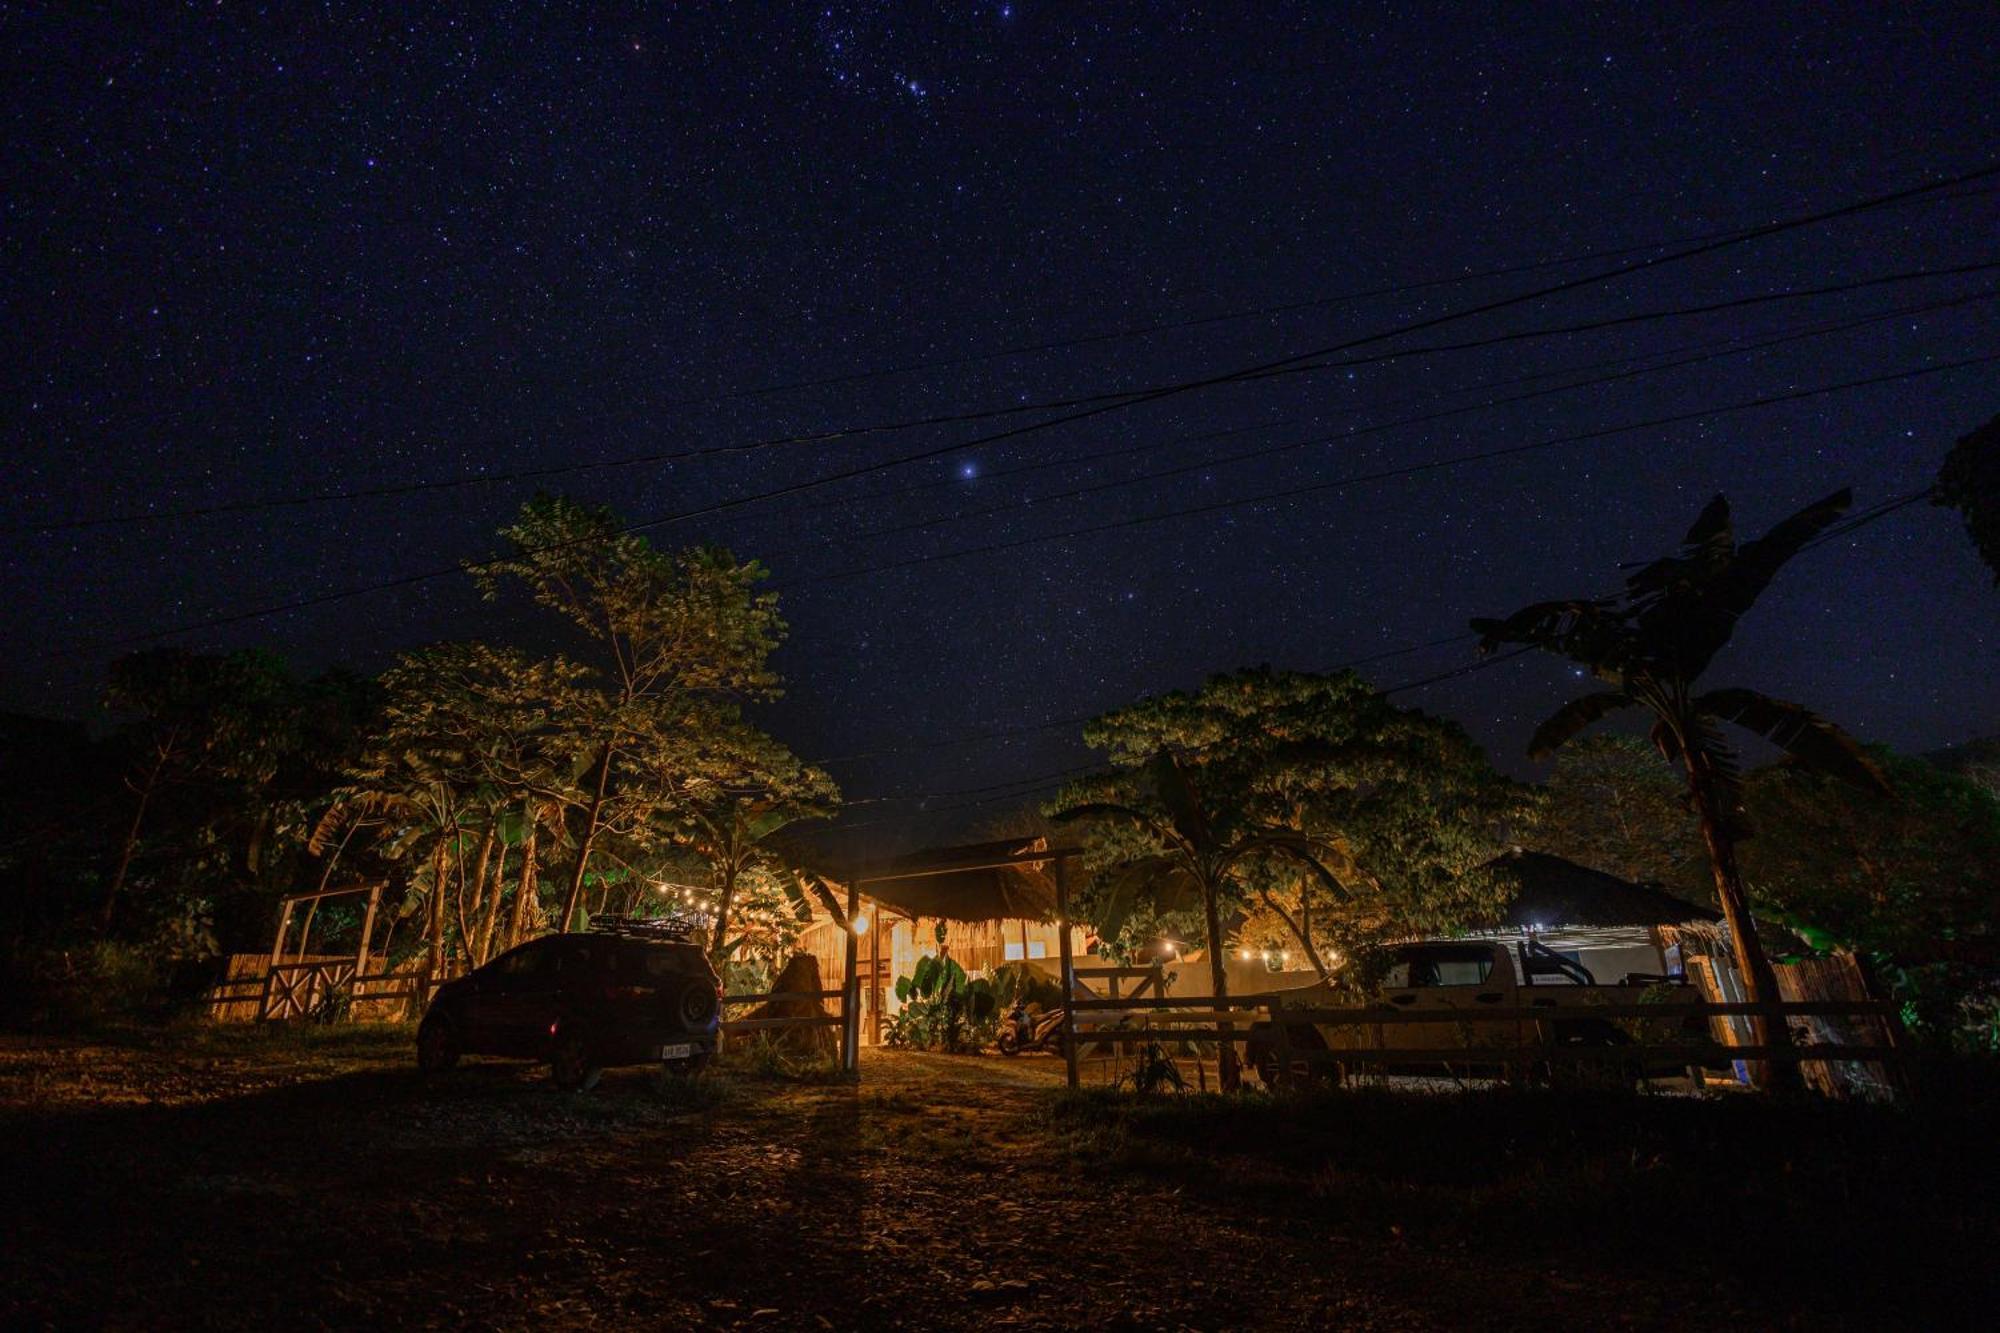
<box><xmin>1472</xmin><ymin>489</ymin><xmax>1887</xmax><ymax>1088</ymax></box>
<box><xmin>1053</xmin><ymin>750</ymin><xmax>1358</xmax><ymax>1091</ymax></box>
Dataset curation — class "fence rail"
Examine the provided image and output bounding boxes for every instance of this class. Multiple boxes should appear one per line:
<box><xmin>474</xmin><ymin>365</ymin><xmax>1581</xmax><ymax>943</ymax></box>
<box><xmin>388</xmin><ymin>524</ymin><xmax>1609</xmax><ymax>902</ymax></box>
<box><xmin>1060</xmin><ymin>990</ymin><xmax>1903</xmax><ymax>1094</ymax></box>
<box><xmin>718</xmin><ymin>988</ymin><xmax>848</xmax><ymax>1038</ymax></box>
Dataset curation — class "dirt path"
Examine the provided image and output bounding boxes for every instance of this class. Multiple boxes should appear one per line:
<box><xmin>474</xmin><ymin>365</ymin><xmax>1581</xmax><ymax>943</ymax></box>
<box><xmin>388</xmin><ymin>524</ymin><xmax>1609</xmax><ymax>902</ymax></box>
<box><xmin>0</xmin><ymin>1031</ymin><xmax>1881</xmax><ymax>1329</ymax></box>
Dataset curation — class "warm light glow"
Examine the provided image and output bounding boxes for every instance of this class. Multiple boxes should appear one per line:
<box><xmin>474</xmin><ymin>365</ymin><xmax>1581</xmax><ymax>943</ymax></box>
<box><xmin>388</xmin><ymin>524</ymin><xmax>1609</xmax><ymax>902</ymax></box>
<box><xmin>1239</xmin><ymin>948</ymin><xmax>1253</xmax><ymax>961</ymax></box>
<box><xmin>1159</xmin><ymin>940</ymin><xmax>1176</xmax><ymax>956</ymax></box>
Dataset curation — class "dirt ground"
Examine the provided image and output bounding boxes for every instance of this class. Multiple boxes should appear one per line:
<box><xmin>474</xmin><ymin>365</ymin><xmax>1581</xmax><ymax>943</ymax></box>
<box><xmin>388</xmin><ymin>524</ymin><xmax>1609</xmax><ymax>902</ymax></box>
<box><xmin>0</xmin><ymin>1025</ymin><xmax>1982</xmax><ymax>1330</ymax></box>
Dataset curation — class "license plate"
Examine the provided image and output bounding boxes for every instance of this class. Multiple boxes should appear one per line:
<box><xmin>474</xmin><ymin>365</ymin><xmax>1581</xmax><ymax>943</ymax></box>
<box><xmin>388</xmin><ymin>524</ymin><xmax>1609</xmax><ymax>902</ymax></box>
<box><xmin>654</xmin><ymin>1043</ymin><xmax>693</xmax><ymax>1060</ymax></box>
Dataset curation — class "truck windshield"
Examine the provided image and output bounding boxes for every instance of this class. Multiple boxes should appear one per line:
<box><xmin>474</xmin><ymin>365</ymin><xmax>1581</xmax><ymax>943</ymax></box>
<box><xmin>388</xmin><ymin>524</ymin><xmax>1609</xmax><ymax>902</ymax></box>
<box><xmin>1385</xmin><ymin>950</ymin><xmax>1495</xmax><ymax>987</ymax></box>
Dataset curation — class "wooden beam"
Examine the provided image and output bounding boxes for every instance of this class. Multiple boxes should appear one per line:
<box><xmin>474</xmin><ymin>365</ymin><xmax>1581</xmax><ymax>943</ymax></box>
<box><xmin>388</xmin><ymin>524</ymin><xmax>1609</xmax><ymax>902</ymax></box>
<box><xmin>1055</xmin><ymin>857</ymin><xmax>1079</xmax><ymax>1091</ymax></box>
<box><xmin>355</xmin><ymin>884</ymin><xmax>380</xmax><ymax>979</ymax></box>
<box><xmin>269</xmin><ymin>899</ymin><xmax>295</xmax><ymax>968</ymax></box>
<box><xmin>841</xmin><ymin>879</ymin><xmax>862</xmax><ymax>1075</ymax></box>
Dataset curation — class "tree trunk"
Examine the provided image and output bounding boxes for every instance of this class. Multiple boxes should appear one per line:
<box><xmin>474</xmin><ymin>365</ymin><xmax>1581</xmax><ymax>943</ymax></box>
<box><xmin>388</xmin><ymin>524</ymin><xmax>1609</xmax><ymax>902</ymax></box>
<box><xmin>1685</xmin><ymin>754</ymin><xmax>1799</xmax><ymax>1093</ymax></box>
<box><xmin>1201</xmin><ymin>873</ymin><xmax>1241</xmax><ymax>1091</ymax></box>
<box><xmin>1259</xmin><ymin>886</ymin><xmax>1334</xmax><ymax>982</ymax></box>
<box><xmin>474</xmin><ymin>842</ymin><xmax>508</xmax><ymax>966</ymax></box>
<box><xmin>507</xmin><ymin>815</ymin><xmax>539</xmax><ymax>951</ymax></box>
<box><xmin>102</xmin><ymin>763</ymin><xmax>162</xmax><ymax>930</ymax></box>
<box><xmin>560</xmin><ymin>746</ymin><xmax>614</xmax><ymax>933</ymax></box>
<box><xmin>426</xmin><ymin>842</ymin><xmax>448</xmax><ymax>981</ymax></box>
<box><xmin>457</xmin><ymin>824</ymin><xmax>496</xmax><ymax>963</ymax></box>
<box><xmin>709</xmin><ymin>855</ymin><xmax>742</xmax><ymax>964</ymax></box>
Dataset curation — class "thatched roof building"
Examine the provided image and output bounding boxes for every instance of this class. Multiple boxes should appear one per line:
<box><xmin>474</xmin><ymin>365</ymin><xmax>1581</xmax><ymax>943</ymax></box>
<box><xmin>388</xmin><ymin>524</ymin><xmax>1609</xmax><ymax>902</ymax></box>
<box><xmin>1476</xmin><ymin>849</ymin><xmax>1718</xmax><ymax>931</ymax></box>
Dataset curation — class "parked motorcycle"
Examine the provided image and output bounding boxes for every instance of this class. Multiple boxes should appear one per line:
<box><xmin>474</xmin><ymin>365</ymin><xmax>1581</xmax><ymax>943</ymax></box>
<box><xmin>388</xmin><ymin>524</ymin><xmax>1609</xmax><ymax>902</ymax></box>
<box><xmin>995</xmin><ymin>1001</ymin><xmax>1067</xmax><ymax>1056</ymax></box>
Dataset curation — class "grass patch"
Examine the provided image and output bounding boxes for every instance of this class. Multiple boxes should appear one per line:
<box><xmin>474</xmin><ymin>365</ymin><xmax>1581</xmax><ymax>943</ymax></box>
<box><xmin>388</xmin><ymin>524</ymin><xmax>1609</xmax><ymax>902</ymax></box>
<box><xmin>1045</xmin><ymin>1083</ymin><xmax>1999</xmax><ymax>1310</ymax></box>
<box><xmin>715</xmin><ymin>1033</ymin><xmax>852</xmax><ymax>1084</ymax></box>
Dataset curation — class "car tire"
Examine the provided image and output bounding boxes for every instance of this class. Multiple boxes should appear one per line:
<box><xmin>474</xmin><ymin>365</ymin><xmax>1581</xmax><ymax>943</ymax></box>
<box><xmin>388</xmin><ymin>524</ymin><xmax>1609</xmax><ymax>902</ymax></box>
<box><xmin>1251</xmin><ymin>1023</ymin><xmax>1338</xmax><ymax>1089</ymax></box>
<box><xmin>550</xmin><ymin>1031</ymin><xmax>602</xmax><ymax>1092</ymax></box>
<box><xmin>674</xmin><ymin>979</ymin><xmax>719</xmax><ymax>1029</ymax></box>
<box><xmin>417</xmin><ymin>1012</ymin><xmax>460</xmax><ymax>1074</ymax></box>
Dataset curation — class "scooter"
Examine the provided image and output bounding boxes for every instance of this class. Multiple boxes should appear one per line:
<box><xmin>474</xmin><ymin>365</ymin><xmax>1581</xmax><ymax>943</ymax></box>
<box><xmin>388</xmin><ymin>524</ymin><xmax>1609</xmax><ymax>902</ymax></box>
<box><xmin>995</xmin><ymin>1001</ymin><xmax>1067</xmax><ymax>1055</ymax></box>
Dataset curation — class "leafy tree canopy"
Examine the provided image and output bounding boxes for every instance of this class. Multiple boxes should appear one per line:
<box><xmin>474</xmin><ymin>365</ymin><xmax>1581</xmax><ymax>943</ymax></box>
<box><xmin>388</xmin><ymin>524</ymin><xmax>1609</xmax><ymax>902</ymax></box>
<box><xmin>1740</xmin><ymin>747</ymin><xmax>2000</xmax><ymax>959</ymax></box>
<box><xmin>1055</xmin><ymin>668</ymin><xmax>1533</xmax><ymax>971</ymax></box>
<box><xmin>1534</xmin><ymin>734</ymin><xmax>1710</xmax><ymax>902</ymax></box>
<box><xmin>1935</xmin><ymin>411</ymin><xmax>2000</xmax><ymax>584</ymax></box>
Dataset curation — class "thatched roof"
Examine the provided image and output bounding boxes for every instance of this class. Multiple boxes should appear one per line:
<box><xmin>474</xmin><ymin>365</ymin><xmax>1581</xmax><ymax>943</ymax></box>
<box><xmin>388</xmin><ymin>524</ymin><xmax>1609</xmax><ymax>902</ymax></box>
<box><xmin>1476</xmin><ymin>849</ymin><xmax>1719</xmax><ymax>930</ymax></box>
<box><xmin>839</xmin><ymin>838</ymin><xmax>1072</xmax><ymax>923</ymax></box>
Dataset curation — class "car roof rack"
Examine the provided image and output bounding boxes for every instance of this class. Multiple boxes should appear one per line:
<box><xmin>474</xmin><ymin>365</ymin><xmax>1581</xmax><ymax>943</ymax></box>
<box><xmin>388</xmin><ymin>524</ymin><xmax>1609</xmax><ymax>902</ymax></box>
<box><xmin>588</xmin><ymin>912</ymin><xmax>710</xmax><ymax>943</ymax></box>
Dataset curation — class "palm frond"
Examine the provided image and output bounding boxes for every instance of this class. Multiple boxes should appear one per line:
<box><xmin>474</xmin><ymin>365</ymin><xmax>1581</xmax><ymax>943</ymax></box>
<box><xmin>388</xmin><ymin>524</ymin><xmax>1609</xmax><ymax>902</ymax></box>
<box><xmin>1526</xmin><ymin>691</ymin><xmax>1634</xmax><ymax>759</ymax></box>
<box><xmin>1697</xmin><ymin>687</ymin><xmax>1888</xmax><ymax>792</ymax></box>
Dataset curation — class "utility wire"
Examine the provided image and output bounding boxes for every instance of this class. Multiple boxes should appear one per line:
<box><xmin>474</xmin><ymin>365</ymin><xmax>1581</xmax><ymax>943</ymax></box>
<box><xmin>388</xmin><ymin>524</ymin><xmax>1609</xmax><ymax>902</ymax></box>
<box><xmin>797</xmin><ymin>350</ymin><xmax>2000</xmax><ymax>588</ymax></box>
<box><xmin>29</xmin><ymin>174</ymin><xmax>1998</xmax><ymax>496</ymax></box>
<box><xmin>770</xmin><ymin>285</ymin><xmax>1982</xmax><ymax>531</ymax></box>
<box><xmin>25</xmin><ymin>173</ymin><xmax>1996</xmax><ymax>535</ymax></box>
<box><xmin>807</xmin><ymin>479</ymin><xmax>1949</xmax><ymax>809</ymax></box>
<box><xmin>48</xmin><ymin>162</ymin><xmax>2000</xmax><ymax>653</ymax></box>
<box><xmin>812</xmin><ymin>286</ymin><xmax>1998</xmax><ymax>557</ymax></box>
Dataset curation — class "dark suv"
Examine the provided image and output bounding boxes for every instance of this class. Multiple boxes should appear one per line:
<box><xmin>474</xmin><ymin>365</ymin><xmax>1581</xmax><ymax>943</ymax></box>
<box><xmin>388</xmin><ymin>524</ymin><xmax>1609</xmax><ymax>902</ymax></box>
<box><xmin>416</xmin><ymin>922</ymin><xmax>722</xmax><ymax>1089</ymax></box>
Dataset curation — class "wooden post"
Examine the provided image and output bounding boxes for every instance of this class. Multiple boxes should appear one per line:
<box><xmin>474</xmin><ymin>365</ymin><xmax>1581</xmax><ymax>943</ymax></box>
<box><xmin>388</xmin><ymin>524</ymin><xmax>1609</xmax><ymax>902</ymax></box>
<box><xmin>355</xmin><ymin>885</ymin><xmax>380</xmax><ymax>980</ymax></box>
<box><xmin>1270</xmin><ymin>994</ymin><xmax>1292</xmax><ymax>1088</ymax></box>
<box><xmin>841</xmin><ymin>880</ymin><xmax>863</xmax><ymax>1075</ymax></box>
<box><xmin>868</xmin><ymin>895</ymin><xmax>882</xmax><ymax>1048</ymax></box>
<box><xmin>270</xmin><ymin>898</ymin><xmax>295</xmax><ymax>969</ymax></box>
<box><xmin>1055</xmin><ymin>856</ymin><xmax>1079</xmax><ymax>1091</ymax></box>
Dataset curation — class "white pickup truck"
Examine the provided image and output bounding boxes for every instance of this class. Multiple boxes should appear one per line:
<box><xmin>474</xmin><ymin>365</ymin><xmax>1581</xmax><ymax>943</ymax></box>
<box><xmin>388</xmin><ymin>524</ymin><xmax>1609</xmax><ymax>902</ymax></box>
<box><xmin>1244</xmin><ymin>937</ymin><xmax>1707</xmax><ymax>1086</ymax></box>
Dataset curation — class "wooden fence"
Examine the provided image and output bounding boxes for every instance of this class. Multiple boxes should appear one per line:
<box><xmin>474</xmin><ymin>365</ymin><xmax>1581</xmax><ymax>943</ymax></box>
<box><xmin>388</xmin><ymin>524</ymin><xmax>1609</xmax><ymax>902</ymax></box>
<box><xmin>1061</xmin><ymin>991</ymin><xmax>1906</xmax><ymax>1097</ymax></box>
<box><xmin>204</xmin><ymin>956</ymin><xmax>441</xmax><ymax>1024</ymax></box>
<box><xmin>718</xmin><ymin>988</ymin><xmax>852</xmax><ymax>1068</ymax></box>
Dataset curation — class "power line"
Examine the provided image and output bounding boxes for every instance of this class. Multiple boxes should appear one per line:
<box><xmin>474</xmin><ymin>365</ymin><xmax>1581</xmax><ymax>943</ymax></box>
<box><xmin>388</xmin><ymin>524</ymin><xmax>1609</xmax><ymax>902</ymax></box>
<box><xmin>806</xmin><ymin>631</ymin><xmax>1487</xmax><ymax>766</ymax></box>
<box><xmin>48</xmin><ymin>163</ymin><xmax>2000</xmax><ymax>652</ymax></box>
<box><xmin>808</xmin><ymin>478</ymin><xmax>1941</xmax><ymax>819</ymax></box>
<box><xmin>28</xmin><ymin>174</ymin><xmax>1998</xmax><ymax>502</ymax></box>
<box><xmin>21</xmin><ymin>247</ymin><xmax>1975</xmax><ymax>537</ymax></box>
<box><xmin>811</xmin><ymin>286</ymin><xmax>1997</xmax><ymax>558</ymax></box>
<box><xmin>766</xmin><ymin>286</ymin><xmax>1978</xmax><ymax>533</ymax></box>
<box><xmin>25</xmin><ymin>173</ymin><xmax>1996</xmax><ymax>536</ymax></box>
<box><xmin>797</xmin><ymin>350</ymin><xmax>2000</xmax><ymax>588</ymax></box>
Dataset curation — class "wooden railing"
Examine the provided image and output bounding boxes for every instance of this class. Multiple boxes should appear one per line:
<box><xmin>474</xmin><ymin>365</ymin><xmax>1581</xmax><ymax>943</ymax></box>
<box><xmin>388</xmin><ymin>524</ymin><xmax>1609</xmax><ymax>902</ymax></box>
<box><xmin>204</xmin><ymin>961</ymin><xmax>440</xmax><ymax>1023</ymax></box>
<box><xmin>718</xmin><ymin>988</ymin><xmax>852</xmax><ymax>1071</ymax></box>
<box><xmin>1061</xmin><ymin>991</ymin><xmax>1904</xmax><ymax>1096</ymax></box>
<box><xmin>718</xmin><ymin>988</ymin><xmax>849</xmax><ymax>1036</ymax></box>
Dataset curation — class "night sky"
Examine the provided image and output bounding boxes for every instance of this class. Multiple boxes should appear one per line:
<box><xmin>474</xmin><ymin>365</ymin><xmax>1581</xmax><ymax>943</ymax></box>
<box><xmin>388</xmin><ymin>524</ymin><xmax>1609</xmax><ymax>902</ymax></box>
<box><xmin>5</xmin><ymin>4</ymin><xmax>1997</xmax><ymax>845</ymax></box>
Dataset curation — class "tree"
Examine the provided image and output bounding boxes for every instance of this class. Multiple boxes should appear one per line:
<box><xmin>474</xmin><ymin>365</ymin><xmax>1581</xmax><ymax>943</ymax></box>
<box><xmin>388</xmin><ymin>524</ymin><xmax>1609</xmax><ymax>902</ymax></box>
<box><xmin>1056</xmin><ymin>669</ymin><xmax>1530</xmax><ymax>981</ymax></box>
<box><xmin>99</xmin><ymin>648</ymin><xmax>293</xmax><ymax>930</ymax></box>
<box><xmin>1051</xmin><ymin>668</ymin><xmax>1526</xmax><ymax>1088</ymax></box>
<box><xmin>474</xmin><ymin>496</ymin><xmax>785</xmax><ymax>933</ymax></box>
<box><xmin>1935</xmin><ymin>411</ymin><xmax>2000</xmax><ymax>583</ymax></box>
<box><xmin>316</xmin><ymin>642</ymin><xmax>590</xmax><ymax>970</ymax></box>
<box><xmin>1473</xmin><ymin>490</ymin><xmax>1888</xmax><ymax>1088</ymax></box>
<box><xmin>1053</xmin><ymin>750</ymin><xmax>1350</xmax><ymax>1091</ymax></box>
<box><xmin>1738</xmin><ymin>749</ymin><xmax>2000</xmax><ymax>1043</ymax></box>
<box><xmin>1535</xmin><ymin>734</ymin><xmax>1710</xmax><ymax>900</ymax></box>
<box><xmin>629</xmin><ymin>710</ymin><xmax>838</xmax><ymax>962</ymax></box>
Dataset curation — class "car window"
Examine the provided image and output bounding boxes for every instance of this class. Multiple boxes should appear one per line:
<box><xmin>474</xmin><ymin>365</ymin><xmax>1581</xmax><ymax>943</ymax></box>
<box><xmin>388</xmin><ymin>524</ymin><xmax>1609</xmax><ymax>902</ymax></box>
<box><xmin>1392</xmin><ymin>949</ymin><xmax>1494</xmax><ymax>987</ymax></box>
<box><xmin>637</xmin><ymin>948</ymin><xmax>687</xmax><ymax>978</ymax></box>
<box><xmin>493</xmin><ymin>941</ymin><xmax>556</xmax><ymax>979</ymax></box>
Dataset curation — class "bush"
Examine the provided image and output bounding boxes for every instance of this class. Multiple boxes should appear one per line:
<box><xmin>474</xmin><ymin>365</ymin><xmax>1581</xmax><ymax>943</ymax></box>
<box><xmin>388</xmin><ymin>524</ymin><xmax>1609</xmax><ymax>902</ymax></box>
<box><xmin>885</xmin><ymin>955</ymin><xmax>998</xmax><ymax>1053</ymax></box>
<box><xmin>0</xmin><ymin>938</ymin><xmax>172</xmax><ymax>1028</ymax></box>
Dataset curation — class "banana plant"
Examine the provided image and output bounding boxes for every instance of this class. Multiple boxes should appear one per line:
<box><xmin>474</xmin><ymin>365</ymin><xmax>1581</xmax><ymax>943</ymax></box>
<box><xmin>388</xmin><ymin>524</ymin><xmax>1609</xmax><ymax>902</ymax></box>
<box><xmin>1473</xmin><ymin>489</ymin><xmax>1888</xmax><ymax>1089</ymax></box>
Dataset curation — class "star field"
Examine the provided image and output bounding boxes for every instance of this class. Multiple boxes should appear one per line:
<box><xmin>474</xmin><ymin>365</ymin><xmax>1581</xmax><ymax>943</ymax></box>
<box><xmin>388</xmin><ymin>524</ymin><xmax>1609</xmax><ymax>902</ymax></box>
<box><xmin>3</xmin><ymin>4</ymin><xmax>1997</xmax><ymax>845</ymax></box>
